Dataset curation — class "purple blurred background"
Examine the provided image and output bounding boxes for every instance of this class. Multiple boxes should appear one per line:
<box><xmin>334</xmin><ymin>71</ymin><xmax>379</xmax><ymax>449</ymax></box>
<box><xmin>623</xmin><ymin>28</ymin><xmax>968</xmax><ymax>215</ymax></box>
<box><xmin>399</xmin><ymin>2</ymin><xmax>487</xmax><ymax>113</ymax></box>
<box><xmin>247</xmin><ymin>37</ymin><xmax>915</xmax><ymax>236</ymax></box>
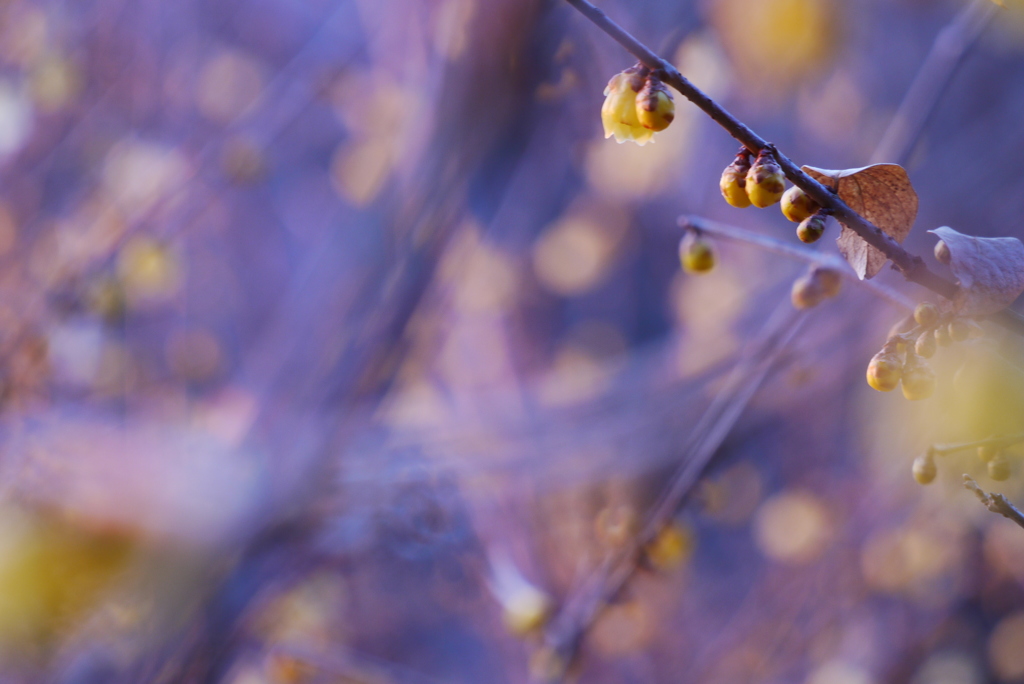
<box><xmin>0</xmin><ymin>0</ymin><xmax>1022</xmax><ymax>682</ymax></box>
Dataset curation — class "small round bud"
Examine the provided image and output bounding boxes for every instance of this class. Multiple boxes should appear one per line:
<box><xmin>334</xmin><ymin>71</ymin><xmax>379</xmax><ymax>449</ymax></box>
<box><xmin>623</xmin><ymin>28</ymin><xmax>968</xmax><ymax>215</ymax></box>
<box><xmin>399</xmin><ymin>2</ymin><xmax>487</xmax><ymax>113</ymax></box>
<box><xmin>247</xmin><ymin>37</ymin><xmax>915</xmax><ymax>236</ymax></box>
<box><xmin>934</xmin><ymin>239</ymin><xmax>952</xmax><ymax>265</ymax></box>
<box><xmin>635</xmin><ymin>79</ymin><xmax>675</xmax><ymax>132</ymax></box>
<box><xmin>796</xmin><ymin>213</ymin><xmax>827</xmax><ymax>244</ymax></box>
<box><xmin>866</xmin><ymin>351</ymin><xmax>902</xmax><ymax>392</ymax></box>
<box><xmin>814</xmin><ymin>267</ymin><xmax>842</xmax><ymax>300</ymax></box>
<box><xmin>912</xmin><ymin>453</ymin><xmax>937</xmax><ymax>485</ymax></box>
<box><xmin>934</xmin><ymin>325</ymin><xmax>952</xmax><ymax>347</ymax></box>
<box><xmin>720</xmin><ymin>152</ymin><xmax>752</xmax><ymax>209</ymax></box>
<box><xmin>989</xmin><ymin>453</ymin><xmax>1011</xmax><ymax>482</ymax></box>
<box><xmin>913</xmin><ymin>302</ymin><xmax>938</xmax><ymax>327</ymax></box>
<box><xmin>781</xmin><ymin>186</ymin><xmax>820</xmax><ymax>223</ymax></box>
<box><xmin>679</xmin><ymin>233</ymin><xmax>716</xmax><ymax>274</ymax></box>
<box><xmin>914</xmin><ymin>331</ymin><xmax>936</xmax><ymax>359</ymax></box>
<box><xmin>948</xmin><ymin>319</ymin><xmax>970</xmax><ymax>342</ymax></box>
<box><xmin>901</xmin><ymin>358</ymin><xmax>936</xmax><ymax>401</ymax></box>
<box><xmin>791</xmin><ymin>273</ymin><xmax>824</xmax><ymax>310</ymax></box>
<box><xmin>745</xmin><ymin>149</ymin><xmax>785</xmax><ymax>208</ymax></box>
<box><xmin>720</xmin><ymin>165</ymin><xmax>751</xmax><ymax>209</ymax></box>
<box><xmin>978</xmin><ymin>445</ymin><xmax>999</xmax><ymax>462</ymax></box>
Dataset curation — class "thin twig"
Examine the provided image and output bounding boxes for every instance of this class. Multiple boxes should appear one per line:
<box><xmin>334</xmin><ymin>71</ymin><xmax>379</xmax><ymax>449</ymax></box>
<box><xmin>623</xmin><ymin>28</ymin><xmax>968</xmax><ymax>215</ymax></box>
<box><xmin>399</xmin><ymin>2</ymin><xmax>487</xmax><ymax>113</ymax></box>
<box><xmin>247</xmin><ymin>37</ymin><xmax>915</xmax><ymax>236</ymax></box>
<box><xmin>931</xmin><ymin>433</ymin><xmax>1024</xmax><ymax>456</ymax></box>
<box><xmin>534</xmin><ymin>305</ymin><xmax>807</xmax><ymax>681</ymax></box>
<box><xmin>537</xmin><ymin>0</ymin><xmax>1011</xmax><ymax>678</ymax></box>
<box><xmin>871</xmin><ymin>0</ymin><xmax>997</xmax><ymax>165</ymax></box>
<box><xmin>680</xmin><ymin>216</ymin><xmax>917</xmax><ymax>312</ymax></box>
<box><xmin>563</xmin><ymin>0</ymin><xmax>1024</xmax><ymax>337</ymax></box>
<box><xmin>963</xmin><ymin>475</ymin><xmax>1024</xmax><ymax>531</ymax></box>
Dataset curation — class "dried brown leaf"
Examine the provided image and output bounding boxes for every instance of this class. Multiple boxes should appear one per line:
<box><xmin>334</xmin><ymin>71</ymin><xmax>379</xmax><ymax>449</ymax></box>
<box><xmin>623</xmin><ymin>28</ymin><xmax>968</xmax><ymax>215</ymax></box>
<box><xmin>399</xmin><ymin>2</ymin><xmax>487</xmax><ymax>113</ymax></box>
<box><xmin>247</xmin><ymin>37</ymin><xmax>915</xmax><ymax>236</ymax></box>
<box><xmin>928</xmin><ymin>226</ymin><xmax>1024</xmax><ymax>315</ymax></box>
<box><xmin>802</xmin><ymin>164</ymin><xmax>918</xmax><ymax>279</ymax></box>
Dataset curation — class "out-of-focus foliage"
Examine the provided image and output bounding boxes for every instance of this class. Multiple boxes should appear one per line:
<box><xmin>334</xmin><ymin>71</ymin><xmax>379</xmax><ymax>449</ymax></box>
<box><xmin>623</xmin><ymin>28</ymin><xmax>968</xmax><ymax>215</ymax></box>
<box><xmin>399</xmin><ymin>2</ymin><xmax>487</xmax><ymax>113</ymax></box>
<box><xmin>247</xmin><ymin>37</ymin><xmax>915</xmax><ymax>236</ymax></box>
<box><xmin>0</xmin><ymin>0</ymin><xmax>1018</xmax><ymax>682</ymax></box>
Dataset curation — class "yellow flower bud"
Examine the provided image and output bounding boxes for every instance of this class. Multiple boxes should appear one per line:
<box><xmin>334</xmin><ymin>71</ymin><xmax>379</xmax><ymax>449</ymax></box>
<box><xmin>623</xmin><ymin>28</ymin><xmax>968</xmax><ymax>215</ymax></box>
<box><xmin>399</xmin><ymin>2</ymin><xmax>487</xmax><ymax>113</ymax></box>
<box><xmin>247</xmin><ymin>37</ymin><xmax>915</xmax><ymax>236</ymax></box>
<box><xmin>914</xmin><ymin>331</ymin><xmax>936</xmax><ymax>359</ymax></box>
<box><xmin>791</xmin><ymin>274</ymin><xmax>822</xmax><ymax>309</ymax></box>
<box><xmin>989</xmin><ymin>453</ymin><xmax>1011</xmax><ymax>481</ymax></box>
<box><xmin>978</xmin><ymin>445</ymin><xmax>999</xmax><ymax>462</ymax></box>
<box><xmin>791</xmin><ymin>268</ymin><xmax>840</xmax><ymax>309</ymax></box>
<box><xmin>635</xmin><ymin>79</ymin><xmax>675</xmax><ymax>132</ymax></box>
<box><xmin>796</xmin><ymin>213</ymin><xmax>826</xmax><ymax>243</ymax></box>
<box><xmin>745</xmin><ymin>149</ymin><xmax>785</xmax><ymax>208</ymax></box>
<box><xmin>866</xmin><ymin>351</ymin><xmax>902</xmax><ymax>392</ymax></box>
<box><xmin>901</xmin><ymin>357</ymin><xmax>936</xmax><ymax>401</ymax></box>
<box><xmin>814</xmin><ymin>267</ymin><xmax>842</xmax><ymax>299</ymax></box>
<box><xmin>948</xmin><ymin>319</ymin><xmax>970</xmax><ymax>342</ymax></box>
<box><xmin>913</xmin><ymin>302</ymin><xmax>938</xmax><ymax>327</ymax></box>
<box><xmin>780</xmin><ymin>186</ymin><xmax>819</xmax><ymax>223</ymax></box>
<box><xmin>912</xmin><ymin>453</ymin><xmax>937</xmax><ymax>485</ymax></box>
<box><xmin>720</xmin><ymin>151</ymin><xmax>752</xmax><ymax>208</ymax></box>
<box><xmin>601</xmin><ymin>69</ymin><xmax>654</xmax><ymax>146</ymax></box>
<box><xmin>679</xmin><ymin>233</ymin><xmax>716</xmax><ymax>274</ymax></box>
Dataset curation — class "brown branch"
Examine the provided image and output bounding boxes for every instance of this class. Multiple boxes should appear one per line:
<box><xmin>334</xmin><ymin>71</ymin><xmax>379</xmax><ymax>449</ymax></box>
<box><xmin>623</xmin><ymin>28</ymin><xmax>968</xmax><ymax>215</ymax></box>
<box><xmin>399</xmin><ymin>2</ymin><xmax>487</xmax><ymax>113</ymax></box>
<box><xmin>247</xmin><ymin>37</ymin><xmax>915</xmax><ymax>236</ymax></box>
<box><xmin>563</xmin><ymin>0</ymin><xmax>1024</xmax><ymax>336</ymax></box>
<box><xmin>963</xmin><ymin>475</ymin><xmax>1024</xmax><ymax>531</ymax></box>
<box><xmin>565</xmin><ymin>0</ymin><xmax>950</xmax><ymax>294</ymax></box>
<box><xmin>535</xmin><ymin>3</ymin><xmax>1024</xmax><ymax>680</ymax></box>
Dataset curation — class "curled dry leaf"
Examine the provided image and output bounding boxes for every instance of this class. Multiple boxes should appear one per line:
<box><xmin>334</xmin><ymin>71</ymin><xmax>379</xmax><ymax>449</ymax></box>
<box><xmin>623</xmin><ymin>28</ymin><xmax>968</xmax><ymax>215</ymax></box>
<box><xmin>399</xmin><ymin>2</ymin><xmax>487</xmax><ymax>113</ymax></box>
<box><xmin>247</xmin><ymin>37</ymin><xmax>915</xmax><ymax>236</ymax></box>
<box><xmin>928</xmin><ymin>226</ymin><xmax>1024</xmax><ymax>315</ymax></box>
<box><xmin>802</xmin><ymin>164</ymin><xmax>918</xmax><ymax>279</ymax></box>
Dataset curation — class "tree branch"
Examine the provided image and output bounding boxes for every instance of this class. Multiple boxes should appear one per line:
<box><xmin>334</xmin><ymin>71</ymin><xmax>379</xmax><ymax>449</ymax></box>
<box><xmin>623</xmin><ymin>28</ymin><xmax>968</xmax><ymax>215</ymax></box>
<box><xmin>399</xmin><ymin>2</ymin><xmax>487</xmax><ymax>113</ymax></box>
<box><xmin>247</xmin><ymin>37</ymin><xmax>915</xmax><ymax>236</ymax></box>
<box><xmin>563</xmin><ymin>0</ymin><xmax>1024</xmax><ymax>336</ymax></box>
<box><xmin>963</xmin><ymin>475</ymin><xmax>1024</xmax><ymax>531</ymax></box>
<box><xmin>932</xmin><ymin>433</ymin><xmax>1024</xmax><ymax>456</ymax></box>
<box><xmin>533</xmin><ymin>304</ymin><xmax>807</xmax><ymax>682</ymax></box>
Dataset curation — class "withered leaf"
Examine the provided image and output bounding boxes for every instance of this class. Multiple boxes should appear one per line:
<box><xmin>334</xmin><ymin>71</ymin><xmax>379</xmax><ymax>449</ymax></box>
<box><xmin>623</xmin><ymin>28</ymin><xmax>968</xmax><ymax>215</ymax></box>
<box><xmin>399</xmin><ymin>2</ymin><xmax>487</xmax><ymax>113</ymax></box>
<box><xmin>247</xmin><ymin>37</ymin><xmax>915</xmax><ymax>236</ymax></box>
<box><xmin>802</xmin><ymin>164</ymin><xmax>918</xmax><ymax>280</ymax></box>
<box><xmin>928</xmin><ymin>226</ymin><xmax>1024</xmax><ymax>315</ymax></box>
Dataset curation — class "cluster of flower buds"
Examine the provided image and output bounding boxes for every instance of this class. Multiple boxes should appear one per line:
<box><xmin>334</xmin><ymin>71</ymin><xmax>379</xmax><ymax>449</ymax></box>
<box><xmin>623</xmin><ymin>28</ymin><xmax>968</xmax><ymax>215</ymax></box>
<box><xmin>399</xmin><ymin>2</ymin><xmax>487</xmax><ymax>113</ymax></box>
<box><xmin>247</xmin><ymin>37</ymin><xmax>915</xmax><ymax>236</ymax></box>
<box><xmin>790</xmin><ymin>265</ymin><xmax>842</xmax><ymax>310</ymax></box>
<box><xmin>912</xmin><ymin>439</ymin><xmax>1012</xmax><ymax>486</ymax></box>
<box><xmin>601</xmin><ymin>65</ymin><xmax>675</xmax><ymax>145</ymax></box>
<box><xmin>719</xmin><ymin>148</ymin><xmax>833</xmax><ymax>243</ymax></box>
<box><xmin>910</xmin><ymin>302</ymin><xmax>980</xmax><ymax>356</ymax></box>
<box><xmin>866</xmin><ymin>338</ymin><xmax>936</xmax><ymax>401</ymax></box>
<box><xmin>977</xmin><ymin>443</ymin><xmax>1012</xmax><ymax>482</ymax></box>
<box><xmin>781</xmin><ymin>186</ymin><xmax>830</xmax><ymax>244</ymax></box>
<box><xmin>867</xmin><ymin>302</ymin><xmax>982</xmax><ymax>403</ymax></box>
<box><xmin>719</xmin><ymin>147</ymin><xmax>786</xmax><ymax>209</ymax></box>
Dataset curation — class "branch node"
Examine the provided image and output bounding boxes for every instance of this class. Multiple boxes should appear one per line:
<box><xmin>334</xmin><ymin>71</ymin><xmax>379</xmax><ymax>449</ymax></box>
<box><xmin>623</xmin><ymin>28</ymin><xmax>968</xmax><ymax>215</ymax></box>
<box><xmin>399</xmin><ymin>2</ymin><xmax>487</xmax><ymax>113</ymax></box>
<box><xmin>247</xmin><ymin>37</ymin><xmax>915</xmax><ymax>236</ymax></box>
<box><xmin>963</xmin><ymin>475</ymin><xmax>1024</xmax><ymax>530</ymax></box>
